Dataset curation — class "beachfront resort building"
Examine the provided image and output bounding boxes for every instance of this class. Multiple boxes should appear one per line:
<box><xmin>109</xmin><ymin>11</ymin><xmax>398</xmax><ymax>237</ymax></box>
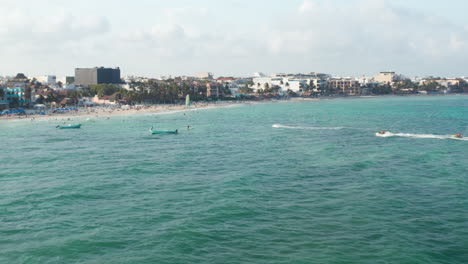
<box><xmin>195</xmin><ymin>72</ymin><xmax>213</xmax><ymax>80</ymax></box>
<box><xmin>373</xmin><ymin>72</ymin><xmax>405</xmax><ymax>85</ymax></box>
<box><xmin>214</xmin><ymin>78</ymin><xmax>245</xmax><ymax>96</ymax></box>
<box><xmin>0</xmin><ymin>73</ymin><xmax>35</xmax><ymax>106</ymax></box>
<box><xmin>75</xmin><ymin>67</ymin><xmax>121</xmax><ymax>86</ymax></box>
<box><xmin>327</xmin><ymin>78</ymin><xmax>361</xmax><ymax>95</ymax></box>
<box><xmin>251</xmin><ymin>73</ymin><xmax>330</xmax><ymax>94</ymax></box>
<box><xmin>3</xmin><ymin>84</ymin><xmax>34</xmax><ymax>106</ymax></box>
<box><xmin>206</xmin><ymin>83</ymin><xmax>225</xmax><ymax>97</ymax></box>
<box><xmin>432</xmin><ymin>78</ymin><xmax>462</xmax><ymax>88</ymax></box>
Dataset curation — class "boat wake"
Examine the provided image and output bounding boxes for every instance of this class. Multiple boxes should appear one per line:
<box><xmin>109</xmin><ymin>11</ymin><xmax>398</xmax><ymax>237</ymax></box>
<box><xmin>272</xmin><ymin>124</ymin><xmax>345</xmax><ymax>130</ymax></box>
<box><xmin>376</xmin><ymin>132</ymin><xmax>468</xmax><ymax>141</ymax></box>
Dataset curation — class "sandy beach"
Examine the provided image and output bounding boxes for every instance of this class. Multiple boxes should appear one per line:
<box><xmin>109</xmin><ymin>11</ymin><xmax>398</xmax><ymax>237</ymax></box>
<box><xmin>0</xmin><ymin>101</ymin><xmax>249</xmax><ymax>123</ymax></box>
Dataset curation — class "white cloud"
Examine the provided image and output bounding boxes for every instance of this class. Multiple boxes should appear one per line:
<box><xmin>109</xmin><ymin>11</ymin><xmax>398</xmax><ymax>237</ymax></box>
<box><xmin>0</xmin><ymin>9</ymin><xmax>109</xmax><ymax>46</ymax></box>
<box><xmin>91</xmin><ymin>0</ymin><xmax>468</xmax><ymax>76</ymax></box>
<box><xmin>298</xmin><ymin>0</ymin><xmax>318</xmax><ymax>14</ymax></box>
<box><xmin>0</xmin><ymin>1</ymin><xmax>467</xmax><ymax>77</ymax></box>
<box><xmin>258</xmin><ymin>0</ymin><xmax>468</xmax><ymax>76</ymax></box>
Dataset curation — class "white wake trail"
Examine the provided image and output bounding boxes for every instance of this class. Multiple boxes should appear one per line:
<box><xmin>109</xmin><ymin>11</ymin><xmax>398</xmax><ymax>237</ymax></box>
<box><xmin>376</xmin><ymin>132</ymin><xmax>468</xmax><ymax>141</ymax></box>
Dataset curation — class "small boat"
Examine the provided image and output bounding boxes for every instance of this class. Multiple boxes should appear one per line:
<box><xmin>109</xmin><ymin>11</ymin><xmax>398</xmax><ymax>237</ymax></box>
<box><xmin>149</xmin><ymin>127</ymin><xmax>178</xmax><ymax>134</ymax></box>
<box><xmin>452</xmin><ymin>134</ymin><xmax>463</xmax><ymax>139</ymax></box>
<box><xmin>151</xmin><ymin>130</ymin><xmax>178</xmax><ymax>134</ymax></box>
<box><xmin>57</xmin><ymin>124</ymin><xmax>82</xmax><ymax>129</ymax></box>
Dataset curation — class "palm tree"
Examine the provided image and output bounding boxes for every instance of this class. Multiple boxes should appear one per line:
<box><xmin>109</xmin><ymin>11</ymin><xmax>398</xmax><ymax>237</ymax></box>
<box><xmin>36</xmin><ymin>95</ymin><xmax>45</xmax><ymax>104</ymax></box>
<box><xmin>299</xmin><ymin>82</ymin><xmax>305</xmax><ymax>92</ymax></box>
<box><xmin>25</xmin><ymin>86</ymin><xmax>32</xmax><ymax>106</ymax></box>
<box><xmin>271</xmin><ymin>85</ymin><xmax>281</xmax><ymax>95</ymax></box>
<box><xmin>10</xmin><ymin>98</ymin><xmax>20</xmax><ymax>108</ymax></box>
<box><xmin>239</xmin><ymin>86</ymin><xmax>254</xmax><ymax>94</ymax></box>
<box><xmin>264</xmin><ymin>83</ymin><xmax>270</xmax><ymax>93</ymax></box>
<box><xmin>69</xmin><ymin>90</ymin><xmax>82</xmax><ymax>105</ymax></box>
<box><xmin>46</xmin><ymin>92</ymin><xmax>57</xmax><ymax>104</ymax></box>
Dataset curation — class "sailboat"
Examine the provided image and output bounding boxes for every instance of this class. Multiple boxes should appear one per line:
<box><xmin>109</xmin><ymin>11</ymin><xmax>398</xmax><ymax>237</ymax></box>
<box><xmin>185</xmin><ymin>94</ymin><xmax>191</xmax><ymax>108</ymax></box>
<box><xmin>185</xmin><ymin>94</ymin><xmax>193</xmax><ymax>130</ymax></box>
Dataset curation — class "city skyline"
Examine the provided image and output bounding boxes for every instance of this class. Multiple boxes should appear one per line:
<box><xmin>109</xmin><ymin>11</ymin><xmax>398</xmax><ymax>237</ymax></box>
<box><xmin>1</xmin><ymin>0</ymin><xmax>468</xmax><ymax>77</ymax></box>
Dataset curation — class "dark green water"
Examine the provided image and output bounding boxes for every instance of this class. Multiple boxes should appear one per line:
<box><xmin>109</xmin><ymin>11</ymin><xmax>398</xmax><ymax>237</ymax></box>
<box><xmin>1</xmin><ymin>96</ymin><xmax>467</xmax><ymax>263</ymax></box>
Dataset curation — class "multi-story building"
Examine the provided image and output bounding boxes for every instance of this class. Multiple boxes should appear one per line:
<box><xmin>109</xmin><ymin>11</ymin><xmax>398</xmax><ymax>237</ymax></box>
<box><xmin>251</xmin><ymin>73</ymin><xmax>330</xmax><ymax>94</ymax></box>
<box><xmin>75</xmin><ymin>67</ymin><xmax>121</xmax><ymax>86</ymax></box>
<box><xmin>35</xmin><ymin>75</ymin><xmax>57</xmax><ymax>86</ymax></box>
<box><xmin>432</xmin><ymin>79</ymin><xmax>461</xmax><ymax>88</ymax></box>
<box><xmin>327</xmin><ymin>78</ymin><xmax>361</xmax><ymax>95</ymax></box>
<box><xmin>195</xmin><ymin>72</ymin><xmax>213</xmax><ymax>80</ymax></box>
<box><xmin>252</xmin><ymin>77</ymin><xmax>284</xmax><ymax>91</ymax></box>
<box><xmin>65</xmin><ymin>76</ymin><xmax>75</xmax><ymax>84</ymax></box>
<box><xmin>206</xmin><ymin>83</ymin><xmax>224</xmax><ymax>97</ymax></box>
<box><xmin>3</xmin><ymin>84</ymin><xmax>34</xmax><ymax>106</ymax></box>
<box><xmin>373</xmin><ymin>72</ymin><xmax>404</xmax><ymax>85</ymax></box>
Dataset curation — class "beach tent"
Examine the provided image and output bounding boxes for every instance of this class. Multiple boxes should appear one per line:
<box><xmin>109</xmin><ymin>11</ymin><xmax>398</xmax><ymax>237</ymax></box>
<box><xmin>54</xmin><ymin>108</ymin><xmax>78</xmax><ymax>112</ymax></box>
<box><xmin>1</xmin><ymin>110</ymin><xmax>26</xmax><ymax>115</ymax></box>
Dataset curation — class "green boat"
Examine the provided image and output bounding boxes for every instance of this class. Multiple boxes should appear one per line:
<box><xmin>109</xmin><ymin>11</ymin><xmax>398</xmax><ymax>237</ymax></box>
<box><xmin>150</xmin><ymin>127</ymin><xmax>178</xmax><ymax>134</ymax></box>
<box><xmin>151</xmin><ymin>130</ymin><xmax>178</xmax><ymax>134</ymax></box>
<box><xmin>57</xmin><ymin>124</ymin><xmax>82</xmax><ymax>129</ymax></box>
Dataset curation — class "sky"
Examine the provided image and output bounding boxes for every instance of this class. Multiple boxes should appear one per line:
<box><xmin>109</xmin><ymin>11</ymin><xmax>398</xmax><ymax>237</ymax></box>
<box><xmin>0</xmin><ymin>0</ymin><xmax>468</xmax><ymax>78</ymax></box>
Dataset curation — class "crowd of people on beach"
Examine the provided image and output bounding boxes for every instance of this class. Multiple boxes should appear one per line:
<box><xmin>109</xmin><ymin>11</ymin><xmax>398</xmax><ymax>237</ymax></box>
<box><xmin>0</xmin><ymin>101</ymin><xmax>240</xmax><ymax>121</ymax></box>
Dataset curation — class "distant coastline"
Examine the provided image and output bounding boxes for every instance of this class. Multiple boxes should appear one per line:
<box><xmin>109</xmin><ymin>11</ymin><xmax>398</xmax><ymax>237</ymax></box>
<box><xmin>1</xmin><ymin>93</ymin><xmax>466</xmax><ymax>122</ymax></box>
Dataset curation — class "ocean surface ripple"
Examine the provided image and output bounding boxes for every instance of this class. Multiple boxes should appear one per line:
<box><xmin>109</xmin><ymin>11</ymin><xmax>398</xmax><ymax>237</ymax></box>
<box><xmin>1</xmin><ymin>96</ymin><xmax>468</xmax><ymax>263</ymax></box>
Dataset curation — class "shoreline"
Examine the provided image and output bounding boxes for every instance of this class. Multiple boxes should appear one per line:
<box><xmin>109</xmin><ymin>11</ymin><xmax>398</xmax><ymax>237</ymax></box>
<box><xmin>1</xmin><ymin>94</ymin><xmax>466</xmax><ymax>123</ymax></box>
<box><xmin>0</xmin><ymin>101</ymin><xmax>249</xmax><ymax>123</ymax></box>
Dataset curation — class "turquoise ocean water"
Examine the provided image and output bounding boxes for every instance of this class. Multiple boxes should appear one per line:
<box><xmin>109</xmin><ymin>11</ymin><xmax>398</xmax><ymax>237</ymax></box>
<box><xmin>1</xmin><ymin>96</ymin><xmax>467</xmax><ymax>263</ymax></box>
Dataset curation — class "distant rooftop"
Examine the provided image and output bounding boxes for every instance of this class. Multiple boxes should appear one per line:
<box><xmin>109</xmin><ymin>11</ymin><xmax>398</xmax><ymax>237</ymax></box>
<box><xmin>75</xmin><ymin>67</ymin><xmax>120</xmax><ymax>69</ymax></box>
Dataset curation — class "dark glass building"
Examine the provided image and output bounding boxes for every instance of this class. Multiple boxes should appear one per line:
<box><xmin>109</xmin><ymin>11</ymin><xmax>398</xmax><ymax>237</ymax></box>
<box><xmin>75</xmin><ymin>67</ymin><xmax>121</xmax><ymax>86</ymax></box>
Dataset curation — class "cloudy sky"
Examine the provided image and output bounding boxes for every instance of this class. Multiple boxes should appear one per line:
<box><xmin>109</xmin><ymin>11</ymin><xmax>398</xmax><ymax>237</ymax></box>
<box><xmin>1</xmin><ymin>0</ymin><xmax>467</xmax><ymax>78</ymax></box>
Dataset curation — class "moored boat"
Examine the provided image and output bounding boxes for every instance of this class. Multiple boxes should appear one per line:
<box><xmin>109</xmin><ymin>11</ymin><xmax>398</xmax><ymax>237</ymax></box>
<box><xmin>149</xmin><ymin>127</ymin><xmax>178</xmax><ymax>134</ymax></box>
<box><xmin>151</xmin><ymin>130</ymin><xmax>178</xmax><ymax>134</ymax></box>
<box><xmin>57</xmin><ymin>124</ymin><xmax>82</xmax><ymax>129</ymax></box>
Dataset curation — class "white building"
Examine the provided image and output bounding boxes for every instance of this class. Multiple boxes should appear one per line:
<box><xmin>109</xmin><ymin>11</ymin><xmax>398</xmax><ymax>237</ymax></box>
<box><xmin>35</xmin><ymin>75</ymin><xmax>57</xmax><ymax>86</ymax></box>
<box><xmin>194</xmin><ymin>72</ymin><xmax>213</xmax><ymax>79</ymax></box>
<box><xmin>253</xmin><ymin>72</ymin><xmax>267</xmax><ymax>78</ymax></box>
<box><xmin>251</xmin><ymin>73</ymin><xmax>329</xmax><ymax>93</ymax></box>
<box><xmin>373</xmin><ymin>72</ymin><xmax>405</xmax><ymax>84</ymax></box>
<box><xmin>64</xmin><ymin>84</ymin><xmax>82</xmax><ymax>90</ymax></box>
<box><xmin>434</xmin><ymin>79</ymin><xmax>461</xmax><ymax>88</ymax></box>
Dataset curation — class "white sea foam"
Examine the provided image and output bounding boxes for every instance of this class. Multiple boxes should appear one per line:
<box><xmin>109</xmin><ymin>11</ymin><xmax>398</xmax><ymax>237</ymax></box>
<box><xmin>272</xmin><ymin>124</ymin><xmax>345</xmax><ymax>130</ymax></box>
<box><xmin>376</xmin><ymin>132</ymin><xmax>468</xmax><ymax>141</ymax></box>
